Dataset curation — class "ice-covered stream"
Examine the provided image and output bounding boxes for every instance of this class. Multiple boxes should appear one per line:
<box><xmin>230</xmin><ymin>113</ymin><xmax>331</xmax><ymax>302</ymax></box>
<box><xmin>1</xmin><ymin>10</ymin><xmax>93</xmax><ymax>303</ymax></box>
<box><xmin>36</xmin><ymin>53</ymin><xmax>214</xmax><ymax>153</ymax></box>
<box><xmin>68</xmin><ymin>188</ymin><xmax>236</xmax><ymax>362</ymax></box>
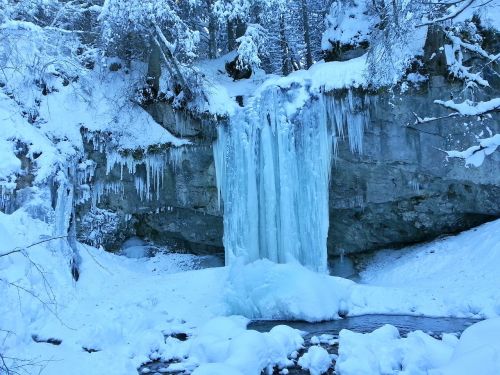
<box><xmin>214</xmin><ymin>89</ymin><xmax>369</xmax><ymax>272</ymax></box>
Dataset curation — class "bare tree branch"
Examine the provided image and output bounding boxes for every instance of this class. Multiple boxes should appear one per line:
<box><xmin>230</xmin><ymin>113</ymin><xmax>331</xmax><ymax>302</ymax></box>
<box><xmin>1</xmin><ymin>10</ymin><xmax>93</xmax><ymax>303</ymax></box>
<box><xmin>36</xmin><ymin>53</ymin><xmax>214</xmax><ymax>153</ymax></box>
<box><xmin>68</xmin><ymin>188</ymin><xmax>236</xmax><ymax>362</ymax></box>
<box><xmin>411</xmin><ymin>111</ymin><xmax>461</xmax><ymax>125</ymax></box>
<box><xmin>417</xmin><ymin>0</ymin><xmax>476</xmax><ymax>27</ymax></box>
<box><xmin>0</xmin><ymin>236</ymin><xmax>67</xmax><ymax>258</ymax></box>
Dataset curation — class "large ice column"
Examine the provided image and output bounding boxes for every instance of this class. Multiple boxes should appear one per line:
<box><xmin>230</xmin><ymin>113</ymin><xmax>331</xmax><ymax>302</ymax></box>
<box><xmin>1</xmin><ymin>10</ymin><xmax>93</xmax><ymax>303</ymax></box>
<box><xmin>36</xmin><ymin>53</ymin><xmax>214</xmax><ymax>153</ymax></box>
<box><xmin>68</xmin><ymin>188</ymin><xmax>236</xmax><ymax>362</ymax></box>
<box><xmin>214</xmin><ymin>89</ymin><xmax>369</xmax><ymax>272</ymax></box>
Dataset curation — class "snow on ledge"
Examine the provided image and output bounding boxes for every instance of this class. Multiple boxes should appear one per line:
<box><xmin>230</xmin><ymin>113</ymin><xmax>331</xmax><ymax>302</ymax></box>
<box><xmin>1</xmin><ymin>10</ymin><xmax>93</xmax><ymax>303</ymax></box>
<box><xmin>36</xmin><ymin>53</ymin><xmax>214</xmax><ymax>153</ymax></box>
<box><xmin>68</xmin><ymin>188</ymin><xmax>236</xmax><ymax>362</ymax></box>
<box><xmin>201</xmin><ymin>54</ymin><xmax>368</xmax><ymax>117</ymax></box>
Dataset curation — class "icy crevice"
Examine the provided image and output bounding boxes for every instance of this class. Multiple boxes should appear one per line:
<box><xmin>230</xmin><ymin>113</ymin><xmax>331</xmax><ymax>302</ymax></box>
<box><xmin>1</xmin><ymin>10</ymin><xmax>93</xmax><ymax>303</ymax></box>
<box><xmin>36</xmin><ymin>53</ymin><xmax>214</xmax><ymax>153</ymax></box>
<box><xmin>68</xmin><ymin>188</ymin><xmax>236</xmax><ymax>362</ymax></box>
<box><xmin>214</xmin><ymin>89</ymin><xmax>369</xmax><ymax>272</ymax></box>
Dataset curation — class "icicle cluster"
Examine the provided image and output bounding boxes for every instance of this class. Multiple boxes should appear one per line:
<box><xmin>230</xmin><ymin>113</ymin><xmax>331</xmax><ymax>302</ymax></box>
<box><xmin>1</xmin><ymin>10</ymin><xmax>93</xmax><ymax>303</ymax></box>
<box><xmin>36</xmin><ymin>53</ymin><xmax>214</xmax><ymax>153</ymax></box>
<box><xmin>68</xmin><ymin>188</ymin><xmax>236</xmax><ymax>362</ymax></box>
<box><xmin>101</xmin><ymin>146</ymin><xmax>187</xmax><ymax>202</ymax></box>
<box><xmin>92</xmin><ymin>181</ymin><xmax>124</xmax><ymax>206</ymax></box>
<box><xmin>82</xmin><ymin>123</ymin><xmax>192</xmax><ymax>203</ymax></box>
<box><xmin>214</xmin><ymin>89</ymin><xmax>369</xmax><ymax>272</ymax></box>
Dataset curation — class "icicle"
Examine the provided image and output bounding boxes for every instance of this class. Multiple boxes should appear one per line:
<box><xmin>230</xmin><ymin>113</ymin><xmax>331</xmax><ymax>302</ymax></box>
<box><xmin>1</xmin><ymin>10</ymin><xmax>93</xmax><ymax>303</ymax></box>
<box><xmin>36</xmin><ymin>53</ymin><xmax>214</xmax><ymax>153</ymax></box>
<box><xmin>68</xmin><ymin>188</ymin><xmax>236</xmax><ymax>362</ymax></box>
<box><xmin>91</xmin><ymin>181</ymin><xmax>124</xmax><ymax>207</ymax></box>
<box><xmin>409</xmin><ymin>180</ymin><xmax>420</xmax><ymax>192</ymax></box>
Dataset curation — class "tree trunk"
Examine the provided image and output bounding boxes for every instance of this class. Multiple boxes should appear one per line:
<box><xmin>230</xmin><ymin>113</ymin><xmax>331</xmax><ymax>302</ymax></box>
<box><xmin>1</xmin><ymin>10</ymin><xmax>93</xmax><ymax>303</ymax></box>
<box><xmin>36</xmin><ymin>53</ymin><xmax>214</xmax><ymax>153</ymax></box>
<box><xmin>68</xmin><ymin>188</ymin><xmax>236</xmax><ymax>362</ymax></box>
<box><xmin>147</xmin><ymin>40</ymin><xmax>162</xmax><ymax>95</ymax></box>
<box><xmin>280</xmin><ymin>14</ymin><xmax>291</xmax><ymax>75</ymax></box>
<box><xmin>301</xmin><ymin>0</ymin><xmax>313</xmax><ymax>68</ymax></box>
<box><xmin>235</xmin><ymin>18</ymin><xmax>246</xmax><ymax>40</ymax></box>
<box><xmin>207</xmin><ymin>0</ymin><xmax>217</xmax><ymax>59</ymax></box>
<box><xmin>227</xmin><ymin>19</ymin><xmax>235</xmax><ymax>51</ymax></box>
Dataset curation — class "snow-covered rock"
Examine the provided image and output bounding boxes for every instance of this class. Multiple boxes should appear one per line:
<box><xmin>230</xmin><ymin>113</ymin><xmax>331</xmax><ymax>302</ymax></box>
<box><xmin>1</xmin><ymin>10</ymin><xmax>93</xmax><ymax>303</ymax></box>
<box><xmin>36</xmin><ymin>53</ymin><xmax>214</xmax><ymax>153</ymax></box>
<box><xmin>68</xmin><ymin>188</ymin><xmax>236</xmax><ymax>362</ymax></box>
<box><xmin>298</xmin><ymin>346</ymin><xmax>332</xmax><ymax>375</ymax></box>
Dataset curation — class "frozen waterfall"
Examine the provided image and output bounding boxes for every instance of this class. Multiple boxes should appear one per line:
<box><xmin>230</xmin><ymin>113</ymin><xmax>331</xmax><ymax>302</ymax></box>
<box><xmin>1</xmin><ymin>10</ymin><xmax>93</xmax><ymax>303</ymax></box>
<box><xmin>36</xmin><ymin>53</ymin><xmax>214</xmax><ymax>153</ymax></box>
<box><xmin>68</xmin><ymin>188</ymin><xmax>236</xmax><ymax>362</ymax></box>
<box><xmin>214</xmin><ymin>88</ymin><xmax>369</xmax><ymax>272</ymax></box>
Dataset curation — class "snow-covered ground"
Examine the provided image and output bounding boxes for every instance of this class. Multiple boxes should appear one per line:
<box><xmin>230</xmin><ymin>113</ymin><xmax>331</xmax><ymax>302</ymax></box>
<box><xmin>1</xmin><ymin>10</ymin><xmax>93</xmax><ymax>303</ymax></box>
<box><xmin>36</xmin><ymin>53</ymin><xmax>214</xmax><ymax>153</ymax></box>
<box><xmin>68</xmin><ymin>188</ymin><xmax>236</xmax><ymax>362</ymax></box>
<box><xmin>336</xmin><ymin>318</ymin><xmax>500</xmax><ymax>375</ymax></box>
<box><xmin>2</xmin><ymin>204</ymin><xmax>499</xmax><ymax>374</ymax></box>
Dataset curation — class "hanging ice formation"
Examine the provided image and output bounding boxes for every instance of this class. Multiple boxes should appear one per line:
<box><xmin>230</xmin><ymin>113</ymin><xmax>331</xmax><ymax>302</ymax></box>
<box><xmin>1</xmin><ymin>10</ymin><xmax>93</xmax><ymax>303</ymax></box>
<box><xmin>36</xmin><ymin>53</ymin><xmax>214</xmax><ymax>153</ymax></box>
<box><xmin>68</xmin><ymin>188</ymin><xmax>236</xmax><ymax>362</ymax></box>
<box><xmin>214</xmin><ymin>88</ymin><xmax>369</xmax><ymax>272</ymax></box>
<box><xmin>83</xmin><ymin>128</ymin><xmax>188</xmax><ymax>204</ymax></box>
<box><xmin>54</xmin><ymin>163</ymin><xmax>81</xmax><ymax>279</ymax></box>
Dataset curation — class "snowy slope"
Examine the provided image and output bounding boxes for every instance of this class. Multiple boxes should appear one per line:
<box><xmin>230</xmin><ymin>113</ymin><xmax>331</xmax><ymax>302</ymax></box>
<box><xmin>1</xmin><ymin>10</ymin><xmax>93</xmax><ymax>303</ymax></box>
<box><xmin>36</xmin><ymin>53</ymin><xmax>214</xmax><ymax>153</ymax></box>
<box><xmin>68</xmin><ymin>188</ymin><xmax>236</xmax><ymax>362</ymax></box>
<box><xmin>2</xmin><ymin>208</ymin><xmax>499</xmax><ymax>374</ymax></box>
<box><xmin>352</xmin><ymin>219</ymin><xmax>500</xmax><ymax>318</ymax></box>
<box><xmin>0</xmin><ymin>209</ymin><xmax>228</xmax><ymax>374</ymax></box>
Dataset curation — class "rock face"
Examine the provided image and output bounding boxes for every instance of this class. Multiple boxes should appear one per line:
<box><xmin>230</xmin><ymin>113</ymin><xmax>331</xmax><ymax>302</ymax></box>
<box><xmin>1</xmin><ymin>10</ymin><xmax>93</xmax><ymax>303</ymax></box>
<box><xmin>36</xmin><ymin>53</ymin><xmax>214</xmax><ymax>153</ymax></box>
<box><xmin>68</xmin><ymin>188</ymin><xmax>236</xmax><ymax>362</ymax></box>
<box><xmin>329</xmin><ymin>78</ymin><xmax>500</xmax><ymax>255</ymax></box>
<box><xmin>78</xmin><ymin>78</ymin><xmax>499</xmax><ymax>257</ymax></box>
<box><xmin>76</xmin><ymin>109</ymin><xmax>223</xmax><ymax>254</ymax></box>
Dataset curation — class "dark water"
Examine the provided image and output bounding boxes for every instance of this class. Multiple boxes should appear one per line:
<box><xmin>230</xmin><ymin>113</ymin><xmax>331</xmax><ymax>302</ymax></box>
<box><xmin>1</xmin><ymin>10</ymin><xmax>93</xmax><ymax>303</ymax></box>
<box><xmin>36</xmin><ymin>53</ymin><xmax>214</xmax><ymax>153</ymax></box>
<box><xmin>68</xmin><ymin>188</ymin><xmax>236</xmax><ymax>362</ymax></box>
<box><xmin>248</xmin><ymin>314</ymin><xmax>481</xmax><ymax>337</ymax></box>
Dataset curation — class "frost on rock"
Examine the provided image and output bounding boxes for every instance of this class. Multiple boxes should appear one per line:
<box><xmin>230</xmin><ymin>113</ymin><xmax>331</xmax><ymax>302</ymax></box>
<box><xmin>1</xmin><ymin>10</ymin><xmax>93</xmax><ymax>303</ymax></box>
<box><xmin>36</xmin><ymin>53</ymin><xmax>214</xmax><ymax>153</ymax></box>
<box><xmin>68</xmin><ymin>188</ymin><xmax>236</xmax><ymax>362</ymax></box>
<box><xmin>214</xmin><ymin>86</ymin><xmax>369</xmax><ymax>272</ymax></box>
<box><xmin>79</xmin><ymin>207</ymin><xmax>119</xmax><ymax>248</ymax></box>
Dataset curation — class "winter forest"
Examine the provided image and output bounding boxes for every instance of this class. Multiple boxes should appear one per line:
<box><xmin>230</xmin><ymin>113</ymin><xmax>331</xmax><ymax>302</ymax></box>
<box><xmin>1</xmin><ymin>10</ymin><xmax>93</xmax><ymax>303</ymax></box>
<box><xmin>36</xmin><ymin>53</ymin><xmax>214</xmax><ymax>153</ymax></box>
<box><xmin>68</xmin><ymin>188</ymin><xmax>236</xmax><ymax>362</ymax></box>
<box><xmin>1</xmin><ymin>0</ymin><xmax>500</xmax><ymax>374</ymax></box>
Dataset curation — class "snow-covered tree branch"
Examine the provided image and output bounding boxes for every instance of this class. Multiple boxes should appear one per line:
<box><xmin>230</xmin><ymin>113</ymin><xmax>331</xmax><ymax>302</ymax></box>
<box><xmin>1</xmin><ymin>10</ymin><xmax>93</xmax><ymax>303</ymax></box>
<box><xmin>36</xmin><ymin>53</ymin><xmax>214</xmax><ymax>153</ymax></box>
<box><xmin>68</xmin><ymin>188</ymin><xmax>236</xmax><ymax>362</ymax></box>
<box><xmin>434</xmin><ymin>97</ymin><xmax>500</xmax><ymax>116</ymax></box>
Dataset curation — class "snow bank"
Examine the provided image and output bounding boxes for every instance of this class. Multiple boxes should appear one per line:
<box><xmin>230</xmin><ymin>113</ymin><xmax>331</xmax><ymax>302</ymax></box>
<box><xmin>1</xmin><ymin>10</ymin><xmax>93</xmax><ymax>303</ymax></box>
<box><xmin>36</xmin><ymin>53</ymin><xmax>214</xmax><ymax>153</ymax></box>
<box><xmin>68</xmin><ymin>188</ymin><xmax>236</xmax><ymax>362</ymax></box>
<box><xmin>352</xmin><ymin>219</ymin><xmax>500</xmax><ymax>318</ymax></box>
<box><xmin>2</xmin><ymin>203</ymin><xmax>499</xmax><ymax>374</ymax></box>
<box><xmin>221</xmin><ymin>216</ymin><xmax>500</xmax><ymax>322</ymax></box>
<box><xmin>254</xmin><ymin>56</ymin><xmax>368</xmax><ymax>103</ymax></box>
<box><xmin>336</xmin><ymin>318</ymin><xmax>500</xmax><ymax>375</ymax></box>
<box><xmin>336</xmin><ymin>325</ymin><xmax>457</xmax><ymax>375</ymax></box>
<box><xmin>0</xmin><ymin>205</ymin><xmax>228</xmax><ymax>374</ymax></box>
<box><xmin>199</xmin><ymin>47</ymin><xmax>368</xmax><ymax>118</ymax></box>
<box><xmin>430</xmin><ymin>318</ymin><xmax>500</xmax><ymax>375</ymax></box>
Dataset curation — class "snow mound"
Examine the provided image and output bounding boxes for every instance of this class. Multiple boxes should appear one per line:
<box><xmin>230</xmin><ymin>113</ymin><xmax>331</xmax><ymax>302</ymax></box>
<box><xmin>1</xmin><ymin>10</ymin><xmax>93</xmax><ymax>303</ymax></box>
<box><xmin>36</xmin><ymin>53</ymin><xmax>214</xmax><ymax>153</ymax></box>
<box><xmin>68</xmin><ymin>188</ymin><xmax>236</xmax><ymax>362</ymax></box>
<box><xmin>430</xmin><ymin>318</ymin><xmax>500</xmax><ymax>375</ymax></box>
<box><xmin>225</xmin><ymin>259</ymin><xmax>354</xmax><ymax>322</ymax></box>
<box><xmin>298</xmin><ymin>345</ymin><xmax>333</xmax><ymax>375</ymax></box>
<box><xmin>189</xmin><ymin>317</ymin><xmax>304</xmax><ymax>375</ymax></box>
<box><xmin>336</xmin><ymin>324</ymin><xmax>457</xmax><ymax>375</ymax></box>
<box><xmin>336</xmin><ymin>318</ymin><xmax>500</xmax><ymax>375</ymax></box>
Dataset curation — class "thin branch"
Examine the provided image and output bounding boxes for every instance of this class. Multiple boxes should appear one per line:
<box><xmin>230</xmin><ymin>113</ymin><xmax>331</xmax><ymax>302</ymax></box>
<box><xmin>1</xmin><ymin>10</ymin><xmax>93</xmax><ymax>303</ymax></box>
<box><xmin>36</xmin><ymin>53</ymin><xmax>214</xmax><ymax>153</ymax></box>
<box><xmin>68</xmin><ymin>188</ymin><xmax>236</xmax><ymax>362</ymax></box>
<box><xmin>0</xmin><ymin>236</ymin><xmax>67</xmax><ymax>257</ymax></box>
<box><xmin>0</xmin><ymin>249</ymin><xmax>22</xmax><ymax>258</ymax></box>
<box><xmin>421</xmin><ymin>0</ymin><xmax>471</xmax><ymax>5</ymax></box>
<box><xmin>26</xmin><ymin>235</ymin><xmax>68</xmax><ymax>249</ymax></box>
<box><xmin>1</xmin><ymin>278</ymin><xmax>73</xmax><ymax>329</ymax></box>
<box><xmin>417</xmin><ymin>0</ymin><xmax>476</xmax><ymax>27</ymax></box>
<box><xmin>411</xmin><ymin>111</ymin><xmax>460</xmax><ymax>124</ymax></box>
<box><xmin>80</xmin><ymin>243</ymin><xmax>113</xmax><ymax>275</ymax></box>
<box><xmin>447</xmin><ymin>32</ymin><xmax>499</xmax><ymax>62</ymax></box>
